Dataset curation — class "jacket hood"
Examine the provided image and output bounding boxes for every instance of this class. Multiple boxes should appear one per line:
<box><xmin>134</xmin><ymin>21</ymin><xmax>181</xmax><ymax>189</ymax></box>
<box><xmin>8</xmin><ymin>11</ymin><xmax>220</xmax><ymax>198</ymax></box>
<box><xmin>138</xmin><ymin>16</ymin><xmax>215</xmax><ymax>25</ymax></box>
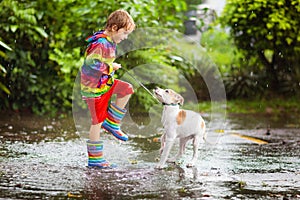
<box><xmin>85</xmin><ymin>30</ymin><xmax>107</xmax><ymax>43</ymax></box>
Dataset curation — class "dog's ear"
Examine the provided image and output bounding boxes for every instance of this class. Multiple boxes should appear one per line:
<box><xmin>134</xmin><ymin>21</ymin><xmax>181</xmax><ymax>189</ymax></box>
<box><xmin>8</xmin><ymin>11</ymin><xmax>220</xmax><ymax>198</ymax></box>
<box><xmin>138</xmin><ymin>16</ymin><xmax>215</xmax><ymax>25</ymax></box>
<box><xmin>175</xmin><ymin>94</ymin><xmax>184</xmax><ymax>105</ymax></box>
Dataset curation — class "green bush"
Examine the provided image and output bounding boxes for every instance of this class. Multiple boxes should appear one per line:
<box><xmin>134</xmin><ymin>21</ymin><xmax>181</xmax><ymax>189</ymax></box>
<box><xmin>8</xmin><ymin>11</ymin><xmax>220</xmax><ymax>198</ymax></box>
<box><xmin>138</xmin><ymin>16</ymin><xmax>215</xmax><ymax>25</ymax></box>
<box><xmin>219</xmin><ymin>0</ymin><xmax>300</xmax><ymax>94</ymax></box>
<box><xmin>0</xmin><ymin>0</ymin><xmax>188</xmax><ymax>115</ymax></box>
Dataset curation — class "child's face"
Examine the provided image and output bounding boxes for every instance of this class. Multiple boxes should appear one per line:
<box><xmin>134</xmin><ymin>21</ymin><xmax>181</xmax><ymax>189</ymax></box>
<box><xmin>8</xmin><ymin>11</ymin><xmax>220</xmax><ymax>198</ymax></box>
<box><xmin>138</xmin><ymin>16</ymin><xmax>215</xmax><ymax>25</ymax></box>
<box><xmin>111</xmin><ymin>27</ymin><xmax>133</xmax><ymax>44</ymax></box>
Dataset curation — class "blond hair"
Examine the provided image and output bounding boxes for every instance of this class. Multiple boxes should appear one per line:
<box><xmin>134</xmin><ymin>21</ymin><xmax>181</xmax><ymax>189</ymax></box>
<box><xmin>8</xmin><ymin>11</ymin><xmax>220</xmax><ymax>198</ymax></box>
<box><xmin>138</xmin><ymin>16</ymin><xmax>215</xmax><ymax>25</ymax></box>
<box><xmin>105</xmin><ymin>10</ymin><xmax>135</xmax><ymax>32</ymax></box>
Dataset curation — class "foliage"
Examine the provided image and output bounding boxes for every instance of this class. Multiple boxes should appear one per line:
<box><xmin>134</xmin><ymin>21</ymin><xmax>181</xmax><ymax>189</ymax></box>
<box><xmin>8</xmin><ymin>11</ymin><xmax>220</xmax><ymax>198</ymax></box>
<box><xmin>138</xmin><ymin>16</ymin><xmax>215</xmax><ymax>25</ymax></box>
<box><xmin>117</xmin><ymin>48</ymin><xmax>182</xmax><ymax>115</ymax></box>
<box><xmin>201</xmin><ymin>28</ymin><xmax>266</xmax><ymax>98</ymax></box>
<box><xmin>185</xmin><ymin>0</ymin><xmax>203</xmax><ymax>10</ymax></box>
<box><xmin>223</xmin><ymin>65</ymin><xmax>266</xmax><ymax>99</ymax></box>
<box><xmin>201</xmin><ymin>28</ymin><xmax>243</xmax><ymax>74</ymax></box>
<box><xmin>219</xmin><ymin>0</ymin><xmax>300</xmax><ymax>95</ymax></box>
<box><xmin>0</xmin><ymin>0</ymin><xmax>50</xmax><ymax>112</ymax></box>
<box><xmin>164</xmin><ymin>39</ymin><xmax>226</xmax><ymax>102</ymax></box>
<box><xmin>0</xmin><ymin>40</ymin><xmax>12</xmax><ymax>98</ymax></box>
<box><xmin>0</xmin><ymin>0</ymin><xmax>188</xmax><ymax>115</ymax></box>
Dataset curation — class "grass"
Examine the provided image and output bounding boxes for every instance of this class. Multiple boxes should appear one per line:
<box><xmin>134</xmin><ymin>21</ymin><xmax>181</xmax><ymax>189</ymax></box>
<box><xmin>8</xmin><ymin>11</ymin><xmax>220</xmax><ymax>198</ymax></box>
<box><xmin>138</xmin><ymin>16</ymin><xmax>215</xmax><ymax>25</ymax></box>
<box><xmin>194</xmin><ymin>97</ymin><xmax>300</xmax><ymax>115</ymax></box>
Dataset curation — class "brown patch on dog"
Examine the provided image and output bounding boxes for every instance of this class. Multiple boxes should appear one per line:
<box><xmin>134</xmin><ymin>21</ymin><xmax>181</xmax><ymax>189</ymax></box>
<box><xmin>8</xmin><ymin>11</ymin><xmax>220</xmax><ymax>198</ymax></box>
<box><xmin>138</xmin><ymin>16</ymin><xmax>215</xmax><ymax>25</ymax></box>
<box><xmin>176</xmin><ymin>110</ymin><xmax>186</xmax><ymax>125</ymax></box>
<box><xmin>201</xmin><ymin>121</ymin><xmax>205</xmax><ymax>129</ymax></box>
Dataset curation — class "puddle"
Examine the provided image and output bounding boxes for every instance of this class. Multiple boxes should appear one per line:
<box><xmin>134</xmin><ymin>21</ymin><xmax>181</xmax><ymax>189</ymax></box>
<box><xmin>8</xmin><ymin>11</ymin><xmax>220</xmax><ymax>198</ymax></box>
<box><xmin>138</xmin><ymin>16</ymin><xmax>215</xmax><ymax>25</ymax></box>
<box><xmin>0</xmin><ymin>112</ymin><xmax>299</xmax><ymax>199</ymax></box>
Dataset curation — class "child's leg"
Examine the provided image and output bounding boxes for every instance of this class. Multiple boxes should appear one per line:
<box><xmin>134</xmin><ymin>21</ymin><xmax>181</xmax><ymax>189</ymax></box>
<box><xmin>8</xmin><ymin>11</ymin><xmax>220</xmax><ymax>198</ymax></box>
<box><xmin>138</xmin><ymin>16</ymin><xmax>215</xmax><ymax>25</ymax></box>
<box><xmin>89</xmin><ymin>123</ymin><xmax>102</xmax><ymax>141</ymax></box>
<box><xmin>85</xmin><ymin>97</ymin><xmax>109</xmax><ymax>141</ymax></box>
<box><xmin>85</xmin><ymin>97</ymin><xmax>116</xmax><ymax>168</ymax></box>
<box><xmin>101</xmin><ymin>79</ymin><xmax>134</xmax><ymax>141</ymax></box>
<box><xmin>114</xmin><ymin>79</ymin><xmax>134</xmax><ymax>108</ymax></box>
<box><xmin>115</xmin><ymin>94</ymin><xmax>131</xmax><ymax>109</ymax></box>
<box><xmin>86</xmin><ymin>140</ymin><xmax>116</xmax><ymax>169</ymax></box>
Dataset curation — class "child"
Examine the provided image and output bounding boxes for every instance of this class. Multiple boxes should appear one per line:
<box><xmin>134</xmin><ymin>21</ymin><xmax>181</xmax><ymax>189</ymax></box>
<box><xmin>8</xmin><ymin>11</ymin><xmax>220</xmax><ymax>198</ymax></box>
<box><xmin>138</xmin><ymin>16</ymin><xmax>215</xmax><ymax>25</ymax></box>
<box><xmin>81</xmin><ymin>10</ymin><xmax>135</xmax><ymax>168</ymax></box>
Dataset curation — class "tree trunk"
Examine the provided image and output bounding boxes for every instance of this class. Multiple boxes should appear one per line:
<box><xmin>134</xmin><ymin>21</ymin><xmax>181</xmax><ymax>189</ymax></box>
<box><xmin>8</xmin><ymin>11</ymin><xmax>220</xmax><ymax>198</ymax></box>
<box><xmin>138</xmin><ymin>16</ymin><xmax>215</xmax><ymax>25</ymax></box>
<box><xmin>258</xmin><ymin>50</ymin><xmax>279</xmax><ymax>91</ymax></box>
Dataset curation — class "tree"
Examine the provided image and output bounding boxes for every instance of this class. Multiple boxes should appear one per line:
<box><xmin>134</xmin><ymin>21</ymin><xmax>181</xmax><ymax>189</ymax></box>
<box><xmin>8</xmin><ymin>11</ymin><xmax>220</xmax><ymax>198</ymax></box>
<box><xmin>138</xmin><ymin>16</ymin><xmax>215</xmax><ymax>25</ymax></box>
<box><xmin>219</xmin><ymin>0</ymin><xmax>300</xmax><ymax>94</ymax></box>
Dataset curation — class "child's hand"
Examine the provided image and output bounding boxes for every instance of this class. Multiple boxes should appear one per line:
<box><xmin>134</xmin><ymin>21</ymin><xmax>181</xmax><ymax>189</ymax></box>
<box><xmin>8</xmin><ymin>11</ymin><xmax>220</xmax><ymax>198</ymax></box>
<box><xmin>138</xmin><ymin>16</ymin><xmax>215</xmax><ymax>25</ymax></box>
<box><xmin>112</xmin><ymin>63</ymin><xmax>122</xmax><ymax>70</ymax></box>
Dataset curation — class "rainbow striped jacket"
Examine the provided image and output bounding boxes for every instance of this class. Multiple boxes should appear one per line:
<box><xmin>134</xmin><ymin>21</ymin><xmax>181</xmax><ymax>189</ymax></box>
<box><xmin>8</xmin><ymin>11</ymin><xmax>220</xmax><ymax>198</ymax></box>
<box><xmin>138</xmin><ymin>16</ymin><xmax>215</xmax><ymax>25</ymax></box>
<box><xmin>81</xmin><ymin>31</ymin><xmax>116</xmax><ymax>98</ymax></box>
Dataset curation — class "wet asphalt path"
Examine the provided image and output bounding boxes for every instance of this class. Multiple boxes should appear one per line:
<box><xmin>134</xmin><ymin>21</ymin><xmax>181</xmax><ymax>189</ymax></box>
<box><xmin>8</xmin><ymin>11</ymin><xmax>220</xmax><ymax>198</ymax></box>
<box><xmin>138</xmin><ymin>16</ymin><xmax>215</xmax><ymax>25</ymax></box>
<box><xmin>0</xmin><ymin>114</ymin><xmax>300</xmax><ymax>199</ymax></box>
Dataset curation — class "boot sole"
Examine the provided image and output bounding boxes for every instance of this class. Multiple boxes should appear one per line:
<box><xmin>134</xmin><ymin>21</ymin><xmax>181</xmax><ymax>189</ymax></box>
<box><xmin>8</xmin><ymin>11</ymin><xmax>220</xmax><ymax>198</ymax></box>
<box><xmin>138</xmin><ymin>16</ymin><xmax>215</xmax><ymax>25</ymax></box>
<box><xmin>102</xmin><ymin>126</ymin><xmax>128</xmax><ymax>141</ymax></box>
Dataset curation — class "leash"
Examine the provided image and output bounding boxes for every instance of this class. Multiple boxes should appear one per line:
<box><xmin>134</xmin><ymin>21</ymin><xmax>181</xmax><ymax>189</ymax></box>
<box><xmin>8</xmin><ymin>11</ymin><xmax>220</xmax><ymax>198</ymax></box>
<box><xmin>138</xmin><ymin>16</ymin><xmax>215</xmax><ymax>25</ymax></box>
<box><xmin>122</xmin><ymin>68</ymin><xmax>161</xmax><ymax>103</ymax></box>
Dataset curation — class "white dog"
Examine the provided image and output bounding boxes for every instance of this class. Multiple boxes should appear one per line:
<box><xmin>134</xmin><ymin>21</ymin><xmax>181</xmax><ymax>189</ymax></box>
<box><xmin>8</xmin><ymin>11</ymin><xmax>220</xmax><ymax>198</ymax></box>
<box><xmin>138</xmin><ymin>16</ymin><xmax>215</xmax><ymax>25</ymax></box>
<box><xmin>154</xmin><ymin>87</ymin><xmax>206</xmax><ymax>169</ymax></box>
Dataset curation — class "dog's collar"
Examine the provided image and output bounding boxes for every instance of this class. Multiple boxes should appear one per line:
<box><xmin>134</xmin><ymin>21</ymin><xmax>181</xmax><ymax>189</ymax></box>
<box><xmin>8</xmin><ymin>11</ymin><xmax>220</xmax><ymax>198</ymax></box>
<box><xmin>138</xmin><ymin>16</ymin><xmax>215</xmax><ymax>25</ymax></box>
<box><xmin>162</xmin><ymin>103</ymin><xmax>180</xmax><ymax>106</ymax></box>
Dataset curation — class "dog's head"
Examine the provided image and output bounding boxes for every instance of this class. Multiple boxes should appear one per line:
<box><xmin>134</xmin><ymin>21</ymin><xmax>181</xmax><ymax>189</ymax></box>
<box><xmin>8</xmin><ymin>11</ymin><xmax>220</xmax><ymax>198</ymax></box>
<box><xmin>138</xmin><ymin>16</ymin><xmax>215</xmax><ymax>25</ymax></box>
<box><xmin>154</xmin><ymin>87</ymin><xmax>184</xmax><ymax>106</ymax></box>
